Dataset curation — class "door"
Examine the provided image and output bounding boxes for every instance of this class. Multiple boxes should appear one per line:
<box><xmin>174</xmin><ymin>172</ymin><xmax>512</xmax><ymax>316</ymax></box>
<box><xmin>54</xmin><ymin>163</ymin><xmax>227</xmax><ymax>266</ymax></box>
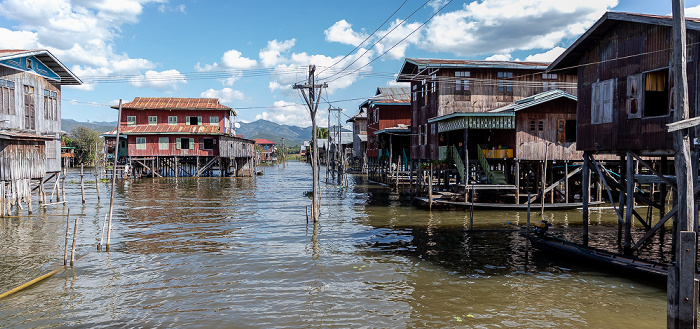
<box><xmin>24</xmin><ymin>85</ymin><xmax>35</xmax><ymax>130</ymax></box>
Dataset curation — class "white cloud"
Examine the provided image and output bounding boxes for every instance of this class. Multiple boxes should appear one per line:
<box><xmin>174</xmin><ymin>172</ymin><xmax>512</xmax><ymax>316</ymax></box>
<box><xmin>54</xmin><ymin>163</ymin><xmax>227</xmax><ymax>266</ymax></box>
<box><xmin>254</xmin><ymin>100</ymin><xmax>328</xmax><ymax>127</ymax></box>
<box><xmin>200</xmin><ymin>87</ymin><xmax>245</xmax><ymax>103</ymax></box>
<box><xmin>686</xmin><ymin>4</ymin><xmax>700</xmax><ymax>18</ymax></box>
<box><xmin>324</xmin><ymin>20</ymin><xmax>367</xmax><ymax>46</ymax></box>
<box><xmin>422</xmin><ymin>0</ymin><xmax>618</xmax><ymax>56</ymax></box>
<box><xmin>374</xmin><ymin>19</ymin><xmax>424</xmax><ymax>60</ymax></box>
<box><xmin>221</xmin><ymin>49</ymin><xmax>258</xmax><ymax>69</ymax></box>
<box><xmin>0</xmin><ymin>0</ymin><xmax>165</xmax><ymax>88</ymax></box>
<box><xmin>129</xmin><ymin>69</ymin><xmax>186</xmax><ymax>91</ymax></box>
<box><xmin>485</xmin><ymin>53</ymin><xmax>513</xmax><ymax>61</ymax></box>
<box><xmin>259</xmin><ymin>39</ymin><xmax>295</xmax><ymax>67</ymax></box>
<box><xmin>525</xmin><ymin>46</ymin><xmax>567</xmax><ymax>62</ymax></box>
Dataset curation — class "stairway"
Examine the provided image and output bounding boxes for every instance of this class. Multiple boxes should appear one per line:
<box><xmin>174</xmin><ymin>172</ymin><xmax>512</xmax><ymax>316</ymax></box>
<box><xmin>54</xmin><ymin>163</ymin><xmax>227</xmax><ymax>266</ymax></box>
<box><xmin>476</xmin><ymin>144</ymin><xmax>507</xmax><ymax>185</ymax></box>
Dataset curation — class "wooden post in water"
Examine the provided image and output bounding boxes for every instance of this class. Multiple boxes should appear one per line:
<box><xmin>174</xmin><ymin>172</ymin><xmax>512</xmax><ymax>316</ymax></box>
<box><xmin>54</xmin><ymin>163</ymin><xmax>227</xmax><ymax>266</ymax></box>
<box><xmin>107</xmin><ymin>99</ymin><xmax>123</xmax><ymax>249</ymax></box>
<box><xmin>469</xmin><ymin>183</ymin><xmax>474</xmax><ymax>230</ymax></box>
<box><xmin>70</xmin><ymin>214</ymin><xmax>79</xmax><ymax>265</ymax></box>
<box><xmin>428</xmin><ymin>163</ymin><xmax>433</xmax><ymax>210</ymax></box>
<box><xmin>0</xmin><ymin>182</ymin><xmax>5</xmax><ymax>217</ymax></box>
<box><xmin>582</xmin><ymin>154</ymin><xmax>590</xmax><ymax>245</ymax></box>
<box><xmin>95</xmin><ymin>143</ymin><xmax>100</xmax><ymax>201</ymax></box>
<box><xmin>514</xmin><ymin>159</ymin><xmax>520</xmax><ymax>204</ymax></box>
<box><xmin>80</xmin><ymin>164</ymin><xmax>85</xmax><ymax>204</ymax></box>
<box><xmin>668</xmin><ymin>1</ymin><xmax>699</xmax><ymax>326</ymax></box>
<box><xmin>63</xmin><ymin>209</ymin><xmax>70</xmax><ymax>266</ymax></box>
<box><xmin>564</xmin><ymin>160</ymin><xmax>569</xmax><ymax>203</ymax></box>
<box><xmin>624</xmin><ymin>152</ymin><xmax>634</xmax><ymax>254</ymax></box>
<box><xmin>98</xmin><ymin>213</ymin><xmax>107</xmax><ymax>250</ymax></box>
<box><xmin>61</xmin><ymin>168</ymin><xmax>66</xmax><ymax>202</ymax></box>
<box><xmin>526</xmin><ymin>192</ymin><xmax>531</xmax><ymax>234</ymax></box>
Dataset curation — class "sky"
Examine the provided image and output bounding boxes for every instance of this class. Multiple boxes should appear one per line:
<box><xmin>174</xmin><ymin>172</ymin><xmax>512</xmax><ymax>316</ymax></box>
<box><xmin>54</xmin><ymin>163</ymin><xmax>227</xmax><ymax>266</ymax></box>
<box><xmin>0</xmin><ymin>0</ymin><xmax>699</xmax><ymax>129</ymax></box>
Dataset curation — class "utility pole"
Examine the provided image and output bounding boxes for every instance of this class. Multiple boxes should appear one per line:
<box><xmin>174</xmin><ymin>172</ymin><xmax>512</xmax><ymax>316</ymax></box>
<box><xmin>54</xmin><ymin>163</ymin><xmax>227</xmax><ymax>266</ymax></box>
<box><xmin>667</xmin><ymin>0</ymin><xmax>698</xmax><ymax>327</ymax></box>
<box><xmin>281</xmin><ymin>137</ymin><xmax>285</xmax><ymax>167</ymax></box>
<box><xmin>329</xmin><ymin>107</ymin><xmax>343</xmax><ymax>184</ymax></box>
<box><xmin>294</xmin><ymin>65</ymin><xmax>327</xmax><ymax>222</ymax></box>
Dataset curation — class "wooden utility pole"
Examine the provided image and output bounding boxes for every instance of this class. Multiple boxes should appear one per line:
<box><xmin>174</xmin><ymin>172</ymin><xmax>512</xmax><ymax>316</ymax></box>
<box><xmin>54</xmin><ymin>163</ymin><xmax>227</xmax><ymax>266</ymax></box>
<box><xmin>667</xmin><ymin>1</ymin><xmax>698</xmax><ymax>327</ymax></box>
<box><xmin>294</xmin><ymin>65</ymin><xmax>327</xmax><ymax>221</ymax></box>
<box><xmin>106</xmin><ymin>99</ymin><xmax>122</xmax><ymax>249</ymax></box>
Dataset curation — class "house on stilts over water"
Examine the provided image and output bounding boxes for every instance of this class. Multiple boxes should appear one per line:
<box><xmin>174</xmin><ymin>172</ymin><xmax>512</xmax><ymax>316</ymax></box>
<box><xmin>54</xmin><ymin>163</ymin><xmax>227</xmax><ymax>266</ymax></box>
<box><xmin>548</xmin><ymin>11</ymin><xmax>700</xmax><ymax>252</ymax></box>
<box><xmin>397</xmin><ymin>58</ymin><xmax>601</xmax><ymax>207</ymax></box>
<box><xmin>0</xmin><ymin>49</ymin><xmax>82</xmax><ymax>214</ymax></box>
<box><xmin>104</xmin><ymin>97</ymin><xmax>256</xmax><ymax>178</ymax></box>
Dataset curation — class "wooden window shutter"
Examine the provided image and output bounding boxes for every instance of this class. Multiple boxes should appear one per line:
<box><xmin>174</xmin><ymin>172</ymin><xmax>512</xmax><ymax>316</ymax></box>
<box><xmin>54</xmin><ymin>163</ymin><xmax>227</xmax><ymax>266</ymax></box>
<box><xmin>190</xmin><ymin>138</ymin><xmax>195</xmax><ymax>150</ymax></box>
<box><xmin>198</xmin><ymin>116</ymin><xmax>202</xmax><ymax>125</ymax></box>
<box><xmin>176</xmin><ymin>138</ymin><xmax>181</xmax><ymax>149</ymax></box>
<box><xmin>602</xmin><ymin>79</ymin><xmax>614</xmax><ymax>123</ymax></box>
<box><xmin>199</xmin><ymin>139</ymin><xmax>204</xmax><ymax>150</ymax></box>
<box><xmin>627</xmin><ymin>74</ymin><xmax>642</xmax><ymax>119</ymax></box>
<box><xmin>591</xmin><ymin>82</ymin><xmax>599</xmax><ymax>124</ymax></box>
<box><xmin>186</xmin><ymin>117</ymin><xmax>191</xmax><ymax>125</ymax></box>
<box><xmin>557</xmin><ymin>119</ymin><xmax>566</xmax><ymax>143</ymax></box>
<box><xmin>668</xmin><ymin>69</ymin><xmax>675</xmax><ymax>115</ymax></box>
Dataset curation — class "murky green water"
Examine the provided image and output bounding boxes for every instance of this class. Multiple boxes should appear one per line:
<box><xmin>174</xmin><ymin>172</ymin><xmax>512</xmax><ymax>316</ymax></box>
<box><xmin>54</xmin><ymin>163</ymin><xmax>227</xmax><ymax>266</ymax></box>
<box><xmin>0</xmin><ymin>161</ymin><xmax>667</xmax><ymax>328</ymax></box>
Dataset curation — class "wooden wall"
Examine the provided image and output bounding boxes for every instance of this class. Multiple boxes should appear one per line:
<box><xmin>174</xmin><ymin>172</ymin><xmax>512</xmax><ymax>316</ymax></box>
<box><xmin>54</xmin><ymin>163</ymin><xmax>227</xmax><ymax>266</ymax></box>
<box><xmin>514</xmin><ymin>98</ymin><xmax>582</xmax><ymax>160</ymax></box>
<box><xmin>0</xmin><ymin>140</ymin><xmax>46</xmax><ymax>180</ymax></box>
<box><xmin>127</xmin><ymin>135</ymin><xmax>220</xmax><ymax>157</ymax></box>
<box><xmin>219</xmin><ymin>136</ymin><xmax>255</xmax><ymax>159</ymax></box>
<box><xmin>366</xmin><ymin>103</ymin><xmax>410</xmax><ymax>157</ymax></box>
<box><xmin>576</xmin><ymin>21</ymin><xmax>699</xmax><ymax>153</ymax></box>
<box><xmin>121</xmin><ymin>108</ymin><xmax>231</xmax><ymax>134</ymax></box>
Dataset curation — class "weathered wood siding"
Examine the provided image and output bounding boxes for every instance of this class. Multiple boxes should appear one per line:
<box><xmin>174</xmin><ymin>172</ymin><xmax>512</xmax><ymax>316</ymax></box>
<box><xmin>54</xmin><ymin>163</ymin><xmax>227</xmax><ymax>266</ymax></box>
<box><xmin>0</xmin><ymin>140</ymin><xmax>46</xmax><ymax>180</ymax></box>
<box><xmin>576</xmin><ymin>21</ymin><xmax>700</xmax><ymax>153</ymax></box>
<box><xmin>515</xmin><ymin>98</ymin><xmax>582</xmax><ymax>160</ymax></box>
<box><xmin>411</xmin><ymin>80</ymin><xmax>439</xmax><ymax>160</ymax></box>
<box><xmin>219</xmin><ymin>136</ymin><xmax>255</xmax><ymax>158</ymax></box>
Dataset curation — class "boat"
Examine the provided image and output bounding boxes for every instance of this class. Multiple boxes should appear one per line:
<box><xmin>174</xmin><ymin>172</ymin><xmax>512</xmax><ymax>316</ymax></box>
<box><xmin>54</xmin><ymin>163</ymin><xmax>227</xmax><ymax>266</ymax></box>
<box><xmin>525</xmin><ymin>231</ymin><xmax>668</xmax><ymax>282</ymax></box>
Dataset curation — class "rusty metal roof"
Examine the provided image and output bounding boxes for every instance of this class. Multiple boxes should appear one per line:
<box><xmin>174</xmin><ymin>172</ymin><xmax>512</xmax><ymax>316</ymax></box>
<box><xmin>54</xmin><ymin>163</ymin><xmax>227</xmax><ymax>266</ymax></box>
<box><xmin>0</xmin><ymin>131</ymin><xmax>54</xmax><ymax>140</ymax></box>
<box><xmin>114</xmin><ymin>97</ymin><xmax>233</xmax><ymax>113</ymax></box>
<box><xmin>549</xmin><ymin>12</ymin><xmax>700</xmax><ymax>73</ymax></box>
<box><xmin>104</xmin><ymin>125</ymin><xmax>222</xmax><ymax>135</ymax></box>
<box><xmin>0</xmin><ymin>49</ymin><xmax>82</xmax><ymax>85</ymax></box>
<box><xmin>397</xmin><ymin>58</ymin><xmax>549</xmax><ymax>82</ymax></box>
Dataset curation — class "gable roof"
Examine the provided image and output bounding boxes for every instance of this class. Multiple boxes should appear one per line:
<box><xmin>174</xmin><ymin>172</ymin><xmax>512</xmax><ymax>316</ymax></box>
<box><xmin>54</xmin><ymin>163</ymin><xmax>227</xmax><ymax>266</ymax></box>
<box><xmin>490</xmin><ymin>89</ymin><xmax>577</xmax><ymax>113</ymax></box>
<box><xmin>548</xmin><ymin>12</ymin><xmax>700</xmax><ymax>74</ymax></box>
<box><xmin>397</xmin><ymin>58</ymin><xmax>549</xmax><ymax>82</ymax></box>
<box><xmin>114</xmin><ymin>97</ymin><xmax>234</xmax><ymax>114</ymax></box>
<box><xmin>253</xmin><ymin>138</ymin><xmax>276</xmax><ymax>145</ymax></box>
<box><xmin>359</xmin><ymin>87</ymin><xmax>411</xmax><ymax>107</ymax></box>
<box><xmin>0</xmin><ymin>49</ymin><xmax>82</xmax><ymax>85</ymax></box>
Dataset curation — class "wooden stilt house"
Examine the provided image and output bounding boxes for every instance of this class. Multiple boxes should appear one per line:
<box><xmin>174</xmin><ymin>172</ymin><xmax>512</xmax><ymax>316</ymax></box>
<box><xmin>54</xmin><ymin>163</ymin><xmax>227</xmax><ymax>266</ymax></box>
<box><xmin>0</xmin><ymin>49</ymin><xmax>81</xmax><ymax>213</ymax></box>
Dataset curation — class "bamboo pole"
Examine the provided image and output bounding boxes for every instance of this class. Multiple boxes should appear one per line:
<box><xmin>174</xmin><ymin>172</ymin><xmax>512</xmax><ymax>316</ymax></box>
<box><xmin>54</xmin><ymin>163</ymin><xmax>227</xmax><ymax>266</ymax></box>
<box><xmin>95</xmin><ymin>143</ymin><xmax>100</xmax><ymax>201</ymax></box>
<box><xmin>98</xmin><ymin>213</ymin><xmax>107</xmax><ymax>250</ymax></box>
<box><xmin>63</xmin><ymin>209</ymin><xmax>70</xmax><ymax>266</ymax></box>
<box><xmin>80</xmin><ymin>164</ymin><xmax>85</xmax><ymax>204</ymax></box>
<box><xmin>61</xmin><ymin>169</ymin><xmax>66</xmax><ymax>202</ymax></box>
<box><xmin>70</xmin><ymin>215</ymin><xmax>79</xmax><ymax>265</ymax></box>
<box><xmin>107</xmin><ymin>99</ymin><xmax>123</xmax><ymax>249</ymax></box>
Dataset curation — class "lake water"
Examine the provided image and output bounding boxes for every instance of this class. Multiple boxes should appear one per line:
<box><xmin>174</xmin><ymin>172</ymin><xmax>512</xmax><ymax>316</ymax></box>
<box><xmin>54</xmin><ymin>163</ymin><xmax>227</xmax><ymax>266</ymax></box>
<box><xmin>0</xmin><ymin>161</ymin><xmax>668</xmax><ymax>328</ymax></box>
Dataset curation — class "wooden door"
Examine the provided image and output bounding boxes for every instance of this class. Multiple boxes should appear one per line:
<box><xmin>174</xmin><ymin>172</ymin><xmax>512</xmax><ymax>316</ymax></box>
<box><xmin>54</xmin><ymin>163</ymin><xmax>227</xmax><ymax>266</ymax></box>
<box><xmin>24</xmin><ymin>85</ymin><xmax>35</xmax><ymax>130</ymax></box>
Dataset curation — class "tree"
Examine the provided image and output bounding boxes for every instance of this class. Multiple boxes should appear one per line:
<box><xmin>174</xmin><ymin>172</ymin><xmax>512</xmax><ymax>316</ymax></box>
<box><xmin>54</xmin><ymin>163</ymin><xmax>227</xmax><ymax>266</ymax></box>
<box><xmin>316</xmin><ymin>127</ymin><xmax>328</xmax><ymax>139</ymax></box>
<box><xmin>70</xmin><ymin>126</ymin><xmax>103</xmax><ymax>165</ymax></box>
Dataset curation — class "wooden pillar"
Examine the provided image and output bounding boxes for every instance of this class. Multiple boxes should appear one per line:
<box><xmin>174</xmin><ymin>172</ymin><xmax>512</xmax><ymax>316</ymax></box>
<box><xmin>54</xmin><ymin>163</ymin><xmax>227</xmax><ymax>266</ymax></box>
<box><xmin>624</xmin><ymin>152</ymin><xmax>634</xmax><ymax>254</ymax></box>
<box><xmin>428</xmin><ymin>163</ymin><xmax>433</xmax><ymax>210</ymax></box>
<box><xmin>514</xmin><ymin>159</ymin><xmax>520</xmax><ymax>204</ymax></box>
<box><xmin>463</xmin><ymin>128</ymin><xmax>469</xmax><ymax>185</ymax></box>
<box><xmin>618</xmin><ymin>154</ymin><xmax>626</xmax><ymax>243</ymax></box>
<box><xmin>564</xmin><ymin>160</ymin><xmax>569</xmax><ymax>203</ymax></box>
<box><xmin>582</xmin><ymin>153</ymin><xmax>590</xmax><ymax>245</ymax></box>
<box><xmin>80</xmin><ymin>164</ymin><xmax>85</xmax><ymax>204</ymax></box>
<box><xmin>540</xmin><ymin>160</ymin><xmax>545</xmax><ymax>214</ymax></box>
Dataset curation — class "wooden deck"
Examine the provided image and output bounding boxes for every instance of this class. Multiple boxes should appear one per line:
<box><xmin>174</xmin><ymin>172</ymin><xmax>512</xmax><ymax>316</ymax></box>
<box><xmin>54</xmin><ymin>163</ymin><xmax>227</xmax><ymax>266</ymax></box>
<box><xmin>415</xmin><ymin>197</ymin><xmax>604</xmax><ymax>210</ymax></box>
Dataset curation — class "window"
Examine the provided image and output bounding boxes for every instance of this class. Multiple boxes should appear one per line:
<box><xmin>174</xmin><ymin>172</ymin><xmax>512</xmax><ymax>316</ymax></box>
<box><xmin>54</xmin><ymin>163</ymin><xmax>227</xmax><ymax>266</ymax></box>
<box><xmin>543</xmin><ymin>82</ymin><xmax>557</xmax><ymax>91</ymax></box>
<box><xmin>538</xmin><ymin>121</ymin><xmax>544</xmax><ymax>132</ymax></box>
<box><xmin>591</xmin><ymin>79</ymin><xmax>615</xmax><ymax>124</ymax></box>
<box><xmin>176</xmin><ymin>137</ymin><xmax>195</xmax><ymax>150</ymax></box>
<box><xmin>46</xmin><ymin>140</ymin><xmax>56</xmax><ymax>159</ymax></box>
<box><xmin>26</xmin><ymin>58</ymin><xmax>33</xmax><ymax>70</ymax></box>
<box><xmin>202</xmin><ymin>138</ymin><xmax>215</xmax><ymax>150</ymax></box>
<box><xmin>542</xmin><ymin>73</ymin><xmax>558</xmax><ymax>80</ymax></box>
<box><xmin>530</xmin><ymin>120</ymin><xmax>536</xmax><ymax>133</ymax></box>
<box><xmin>168</xmin><ymin>116</ymin><xmax>177</xmax><ymax>125</ymax></box>
<box><xmin>24</xmin><ymin>85</ymin><xmax>35</xmax><ymax>130</ymax></box>
<box><xmin>210</xmin><ymin>116</ymin><xmax>219</xmax><ymax>125</ymax></box>
<box><xmin>455</xmin><ymin>71</ymin><xmax>470</xmax><ymax>92</ymax></box>
<box><xmin>148</xmin><ymin>116</ymin><xmax>157</xmax><ymax>125</ymax></box>
<box><xmin>0</xmin><ymin>79</ymin><xmax>15</xmax><ymax>115</ymax></box>
<box><xmin>159</xmin><ymin>137</ymin><xmax>169</xmax><ymax>150</ymax></box>
<box><xmin>43</xmin><ymin>89</ymin><xmax>57</xmax><ymax>120</ymax></box>
<box><xmin>498</xmin><ymin>71</ymin><xmax>513</xmax><ymax>93</ymax></box>
<box><xmin>627</xmin><ymin>69</ymin><xmax>671</xmax><ymax>118</ymax></box>
<box><xmin>430</xmin><ymin>73</ymin><xmax>437</xmax><ymax>93</ymax></box>
<box><xmin>557</xmin><ymin>119</ymin><xmax>577</xmax><ymax>143</ymax></box>
<box><xmin>136</xmin><ymin>137</ymin><xmax>146</xmax><ymax>150</ymax></box>
<box><xmin>126</xmin><ymin>116</ymin><xmax>136</xmax><ymax>126</ymax></box>
<box><xmin>187</xmin><ymin>116</ymin><xmax>202</xmax><ymax>125</ymax></box>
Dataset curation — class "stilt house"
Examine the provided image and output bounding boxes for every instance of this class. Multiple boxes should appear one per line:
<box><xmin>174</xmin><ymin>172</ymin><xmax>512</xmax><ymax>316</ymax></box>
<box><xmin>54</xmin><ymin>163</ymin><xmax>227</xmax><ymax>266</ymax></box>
<box><xmin>547</xmin><ymin>11</ymin><xmax>700</xmax><ymax>251</ymax></box>
<box><xmin>253</xmin><ymin>138</ymin><xmax>276</xmax><ymax>163</ymax></box>
<box><xmin>365</xmin><ymin>87</ymin><xmax>411</xmax><ymax>170</ymax></box>
<box><xmin>106</xmin><ymin>97</ymin><xmax>255</xmax><ymax>177</ymax></box>
<box><xmin>346</xmin><ymin>110</ymin><xmax>367</xmax><ymax>170</ymax></box>
<box><xmin>0</xmin><ymin>49</ymin><xmax>81</xmax><ymax>207</ymax></box>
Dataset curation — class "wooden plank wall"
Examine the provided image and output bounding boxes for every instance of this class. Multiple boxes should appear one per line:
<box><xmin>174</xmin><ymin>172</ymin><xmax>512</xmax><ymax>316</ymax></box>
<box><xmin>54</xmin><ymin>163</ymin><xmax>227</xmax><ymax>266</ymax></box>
<box><xmin>219</xmin><ymin>136</ymin><xmax>255</xmax><ymax>159</ymax></box>
<box><xmin>0</xmin><ymin>140</ymin><xmax>46</xmax><ymax>180</ymax></box>
<box><xmin>127</xmin><ymin>135</ymin><xmax>220</xmax><ymax>157</ymax></box>
<box><xmin>121</xmin><ymin>108</ymin><xmax>230</xmax><ymax>133</ymax></box>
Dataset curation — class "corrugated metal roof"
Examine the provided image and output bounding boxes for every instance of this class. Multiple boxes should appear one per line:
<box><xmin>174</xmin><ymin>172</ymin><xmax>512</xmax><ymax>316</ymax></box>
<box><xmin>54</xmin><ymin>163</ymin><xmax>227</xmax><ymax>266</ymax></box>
<box><xmin>104</xmin><ymin>125</ymin><xmax>222</xmax><ymax>135</ymax></box>
<box><xmin>0</xmin><ymin>49</ymin><xmax>82</xmax><ymax>85</ymax></box>
<box><xmin>398</xmin><ymin>58</ymin><xmax>549</xmax><ymax>82</ymax></box>
<box><xmin>549</xmin><ymin>11</ymin><xmax>700</xmax><ymax>73</ymax></box>
<box><xmin>490</xmin><ymin>89</ymin><xmax>577</xmax><ymax>113</ymax></box>
<box><xmin>0</xmin><ymin>131</ymin><xmax>54</xmax><ymax>140</ymax></box>
<box><xmin>346</xmin><ymin>112</ymin><xmax>367</xmax><ymax>123</ymax></box>
<box><xmin>115</xmin><ymin>97</ymin><xmax>233</xmax><ymax>112</ymax></box>
<box><xmin>253</xmin><ymin>138</ymin><xmax>276</xmax><ymax>145</ymax></box>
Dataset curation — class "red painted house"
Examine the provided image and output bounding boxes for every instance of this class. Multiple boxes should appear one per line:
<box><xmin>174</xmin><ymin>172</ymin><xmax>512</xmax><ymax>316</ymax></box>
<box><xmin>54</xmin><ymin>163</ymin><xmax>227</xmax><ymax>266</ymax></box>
<box><xmin>105</xmin><ymin>97</ymin><xmax>255</xmax><ymax>177</ymax></box>
<box><xmin>253</xmin><ymin>138</ymin><xmax>276</xmax><ymax>162</ymax></box>
<box><xmin>364</xmin><ymin>87</ymin><xmax>411</xmax><ymax>166</ymax></box>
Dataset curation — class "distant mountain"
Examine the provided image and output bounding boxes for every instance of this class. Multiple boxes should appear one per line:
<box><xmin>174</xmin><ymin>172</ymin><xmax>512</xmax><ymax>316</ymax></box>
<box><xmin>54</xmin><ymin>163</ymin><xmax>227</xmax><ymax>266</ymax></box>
<box><xmin>62</xmin><ymin>119</ymin><xmax>116</xmax><ymax>134</ymax></box>
<box><xmin>236</xmin><ymin>119</ymin><xmax>313</xmax><ymax>147</ymax></box>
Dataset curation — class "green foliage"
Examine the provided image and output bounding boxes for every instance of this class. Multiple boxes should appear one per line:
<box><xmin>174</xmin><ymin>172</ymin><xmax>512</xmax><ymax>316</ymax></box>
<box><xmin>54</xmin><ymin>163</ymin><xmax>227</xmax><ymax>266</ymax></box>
<box><xmin>316</xmin><ymin>127</ymin><xmax>328</xmax><ymax>139</ymax></box>
<box><xmin>70</xmin><ymin>126</ymin><xmax>103</xmax><ymax>165</ymax></box>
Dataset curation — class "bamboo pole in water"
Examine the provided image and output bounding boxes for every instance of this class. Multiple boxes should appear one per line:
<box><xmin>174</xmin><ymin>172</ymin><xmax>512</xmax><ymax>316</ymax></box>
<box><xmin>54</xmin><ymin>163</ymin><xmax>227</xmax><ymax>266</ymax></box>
<box><xmin>95</xmin><ymin>143</ymin><xmax>101</xmax><ymax>201</ymax></box>
<box><xmin>107</xmin><ymin>99</ymin><xmax>123</xmax><ymax>249</ymax></box>
<box><xmin>80</xmin><ymin>164</ymin><xmax>85</xmax><ymax>204</ymax></box>
<box><xmin>61</xmin><ymin>168</ymin><xmax>66</xmax><ymax>202</ymax></box>
<box><xmin>98</xmin><ymin>213</ymin><xmax>107</xmax><ymax>251</ymax></box>
<box><xmin>70</xmin><ymin>215</ymin><xmax>79</xmax><ymax>265</ymax></box>
<box><xmin>63</xmin><ymin>209</ymin><xmax>70</xmax><ymax>266</ymax></box>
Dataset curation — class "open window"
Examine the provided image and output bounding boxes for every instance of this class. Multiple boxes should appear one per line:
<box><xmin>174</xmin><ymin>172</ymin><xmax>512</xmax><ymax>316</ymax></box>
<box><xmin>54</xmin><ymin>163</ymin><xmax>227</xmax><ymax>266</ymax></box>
<box><xmin>627</xmin><ymin>69</ymin><xmax>671</xmax><ymax>118</ymax></box>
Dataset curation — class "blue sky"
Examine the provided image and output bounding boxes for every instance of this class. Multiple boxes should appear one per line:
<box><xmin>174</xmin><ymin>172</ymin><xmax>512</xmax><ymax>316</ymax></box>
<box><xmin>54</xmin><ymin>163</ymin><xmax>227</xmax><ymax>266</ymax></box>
<box><xmin>0</xmin><ymin>0</ymin><xmax>699</xmax><ymax>129</ymax></box>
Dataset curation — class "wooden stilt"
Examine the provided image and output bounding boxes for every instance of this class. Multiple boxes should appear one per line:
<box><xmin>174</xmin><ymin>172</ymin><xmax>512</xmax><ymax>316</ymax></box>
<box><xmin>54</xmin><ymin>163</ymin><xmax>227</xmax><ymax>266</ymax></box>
<box><xmin>80</xmin><ymin>164</ymin><xmax>85</xmax><ymax>204</ymax></box>
<box><xmin>582</xmin><ymin>154</ymin><xmax>590</xmax><ymax>245</ymax></box>
<box><xmin>515</xmin><ymin>159</ymin><xmax>520</xmax><ymax>204</ymax></box>
<box><xmin>624</xmin><ymin>152</ymin><xmax>634</xmax><ymax>254</ymax></box>
<box><xmin>70</xmin><ymin>214</ymin><xmax>79</xmax><ymax>265</ymax></box>
<box><xmin>63</xmin><ymin>209</ymin><xmax>70</xmax><ymax>266</ymax></box>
